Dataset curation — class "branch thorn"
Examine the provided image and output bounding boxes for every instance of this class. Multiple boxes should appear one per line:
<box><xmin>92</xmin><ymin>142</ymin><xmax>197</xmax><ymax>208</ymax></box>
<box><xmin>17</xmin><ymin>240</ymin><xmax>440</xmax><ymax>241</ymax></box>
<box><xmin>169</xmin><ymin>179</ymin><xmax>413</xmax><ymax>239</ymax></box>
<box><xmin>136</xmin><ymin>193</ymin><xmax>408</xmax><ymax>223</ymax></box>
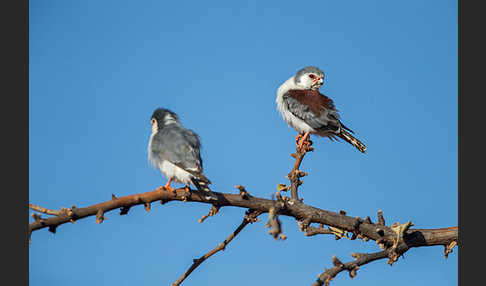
<box><xmin>48</xmin><ymin>225</ymin><xmax>57</xmax><ymax>234</ymax></box>
<box><xmin>236</xmin><ymin>185</ymin><xmax>250</xmax><ymax>199</ymax></box>
<box><xmin>444</xmin><ymin>240</ymin><xmax>457</xmax><ymax>259</ymax></box>
<box><xmin>144</xmin><ymin>202</ymin><xmax>151</xmax><ymax>212</ymax></box>
<box><xmin>377</xmin><ymin>210</ymin><xmax>385</xmax><ymax>226</ymax></box>
<box><xmin>120</xmin><ymin>206</ymin><xmax>130</xmax><ymax>215</ymax></box>
<box><xmin>96</xmin><ymin>209</ymin><xmax>106</xmax><ymax>224</ymax></box>
<box><xmin>332</xmin><ymin>256</ymin><xmax>344</xmax><ymax>268</ymax></box>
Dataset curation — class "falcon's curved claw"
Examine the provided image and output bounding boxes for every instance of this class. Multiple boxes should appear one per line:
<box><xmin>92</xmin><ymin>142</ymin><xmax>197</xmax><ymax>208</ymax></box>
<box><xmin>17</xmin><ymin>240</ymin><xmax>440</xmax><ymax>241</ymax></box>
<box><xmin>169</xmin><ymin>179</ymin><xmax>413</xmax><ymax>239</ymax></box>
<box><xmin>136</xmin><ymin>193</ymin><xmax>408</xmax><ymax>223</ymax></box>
<box><xmin>295</xmin><ymin>133</ymin><xmax>304</xmax><ymax>146</ymax></box>
<box><xmin>182</xmin><ymin>185</ymin><xmax>191</xmax><ymax>202</ymax></box>
<box><xmin>296</xmin><ymin>132</ymin><xmax>312</xmax><ymax>149</ymax></box>
<box><xmin>160</xmin><ymin>178</ymin><xmax>174</xmax><ymax>193</ymax></box>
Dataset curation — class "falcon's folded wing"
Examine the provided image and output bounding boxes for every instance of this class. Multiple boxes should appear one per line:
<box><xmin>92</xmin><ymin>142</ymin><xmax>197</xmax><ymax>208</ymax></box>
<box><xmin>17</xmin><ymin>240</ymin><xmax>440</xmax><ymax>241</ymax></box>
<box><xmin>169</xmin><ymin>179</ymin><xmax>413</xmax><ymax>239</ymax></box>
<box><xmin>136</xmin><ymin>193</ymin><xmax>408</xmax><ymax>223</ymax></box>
<box><xmin>283</xmin><ymin>89</ymin><xmax>342</xmax><ymax>133</ymax></box>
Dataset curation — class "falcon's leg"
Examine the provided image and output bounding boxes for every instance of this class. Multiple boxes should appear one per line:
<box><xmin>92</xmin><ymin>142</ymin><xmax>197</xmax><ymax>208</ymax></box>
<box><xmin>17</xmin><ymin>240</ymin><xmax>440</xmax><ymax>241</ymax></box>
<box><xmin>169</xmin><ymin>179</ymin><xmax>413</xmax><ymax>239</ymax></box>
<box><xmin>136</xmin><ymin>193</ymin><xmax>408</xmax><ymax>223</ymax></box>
<box><xmin>158</xmin><ymin>178</ymin><xmax>174</xmax><ymax>192</ymax></box>
<box><xmin>297</xmin><ymin>132</ymin><xmax>312</xmax><ymax>149</ymax></box>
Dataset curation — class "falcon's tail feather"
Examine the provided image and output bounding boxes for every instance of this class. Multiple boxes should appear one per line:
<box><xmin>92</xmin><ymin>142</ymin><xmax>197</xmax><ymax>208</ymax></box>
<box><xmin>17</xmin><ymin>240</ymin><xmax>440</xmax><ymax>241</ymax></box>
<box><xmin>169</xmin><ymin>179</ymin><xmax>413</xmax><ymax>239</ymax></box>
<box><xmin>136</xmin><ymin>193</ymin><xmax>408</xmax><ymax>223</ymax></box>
<box><xmin>337</xmin><ymin>129</ymin><xmax>367</xmax><ymax>153</ymax></box>
<box><xmin>340</xmin><ymin>122</ymin><xmax>355</xmax><ymax>134</ymax></box>
<box><xmin>191</xmin><ymin>176</ymin><xmax>218</xmax><ymax>200</ymax></box>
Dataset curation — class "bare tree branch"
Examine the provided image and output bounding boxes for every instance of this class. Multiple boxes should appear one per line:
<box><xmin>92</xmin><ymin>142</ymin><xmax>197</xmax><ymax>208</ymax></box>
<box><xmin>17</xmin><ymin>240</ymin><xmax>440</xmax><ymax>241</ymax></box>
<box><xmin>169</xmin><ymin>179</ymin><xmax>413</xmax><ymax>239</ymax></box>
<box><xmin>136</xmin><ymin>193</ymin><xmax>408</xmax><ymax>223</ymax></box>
<box><xmin>28</xmin><ymin>184</ymin><xmax>458</xmax><ymax>286</ymax></box>
<box><xmin>312</xmin><ymin>226</ymin><xmax>458</xmax><ymax>286</ymax></box>
<box><xmin>28</xmin><ymin>188</ymin><xmax>457</xmax><ymax>251</ymax></box>
<box><xmin>29</xmin><ymin>143</ymin><xmax>458</xmax><ymax>285</ymax></box>
<box><xmin>172</xmin><ymin>209</ymin><xmax>261</xmax><ymax>286</ymax></box>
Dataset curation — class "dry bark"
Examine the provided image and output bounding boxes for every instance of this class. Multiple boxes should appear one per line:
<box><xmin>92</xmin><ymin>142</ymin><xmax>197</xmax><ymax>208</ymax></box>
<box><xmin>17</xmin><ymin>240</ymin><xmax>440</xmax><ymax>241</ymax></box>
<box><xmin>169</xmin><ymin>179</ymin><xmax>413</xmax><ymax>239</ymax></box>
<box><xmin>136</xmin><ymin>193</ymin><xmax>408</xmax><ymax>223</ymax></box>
<box><xmin>29</xmin><ymin>144</ymin><xmax>458</xmax><ymax>285</ymax></box>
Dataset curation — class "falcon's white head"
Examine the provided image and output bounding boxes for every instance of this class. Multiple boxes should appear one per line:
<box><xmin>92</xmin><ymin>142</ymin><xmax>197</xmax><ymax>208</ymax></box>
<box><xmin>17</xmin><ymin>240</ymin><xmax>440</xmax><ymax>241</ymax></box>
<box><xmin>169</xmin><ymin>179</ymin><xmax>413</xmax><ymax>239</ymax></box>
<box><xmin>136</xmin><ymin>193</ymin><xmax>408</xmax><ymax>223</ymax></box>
<box><xmin>293</xmin><ymin>66</ymin><xmax>325</xmax><ymax>90</ymax></box>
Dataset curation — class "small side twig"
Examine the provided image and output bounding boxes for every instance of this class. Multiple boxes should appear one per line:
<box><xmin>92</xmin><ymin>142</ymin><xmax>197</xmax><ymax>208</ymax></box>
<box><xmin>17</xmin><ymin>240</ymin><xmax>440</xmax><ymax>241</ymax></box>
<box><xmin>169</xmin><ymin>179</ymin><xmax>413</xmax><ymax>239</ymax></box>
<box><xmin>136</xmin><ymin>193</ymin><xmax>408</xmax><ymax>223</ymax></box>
<box><xmin>236</xmin><ymin>185</ymin><xmax>251</xmax><ymax>199</ymax></box>
<box><xmin>198</xmin><ymin>204</ymin><xmax>220</xmax><ymax>223</ymax></box>
<box><xmin>444</xmin><ymin>240</ymin><xmax>457</xmax><ymax>259</ymax></box>
<box><xmin>266</xmin><ymin>206</ymin><xmax>287</xmax><ymax>240</ymax></box>
<box><xmin>377</xmin><ymin>210</ymin><xmax>385</xmax><ymax>226</ymax></box>
<box><xmin>305</xmin><ymin>224</ymin><xmax>350</xmax><ymax>240</ymax></box>
<box><xmin>312</xmin><ymin>250</ymin><xmax>390</xmax><ymax>286</ymax></box>
<box><xmin>172</xmin><ymin>209</ymin><xmax>262</xmax><ymax>286</ymax></box>
<box><xmin>29</xmin><ymin>204</ymin><xmax>61</xmax><ymax>216</ymax></box>
<box><xmin>305</xmin><ymin>225</ymin><xmax>335</xmax><ymax>236</ymax></box>
<box><xmin>95</xmin><ymin>209</ymin><xmax>105</xmax><ymax>224</ymax></box>
<box><xmin>29</xmin><ymin>204</ymin><xmax>76</xmax><ymax>225</ymax></box>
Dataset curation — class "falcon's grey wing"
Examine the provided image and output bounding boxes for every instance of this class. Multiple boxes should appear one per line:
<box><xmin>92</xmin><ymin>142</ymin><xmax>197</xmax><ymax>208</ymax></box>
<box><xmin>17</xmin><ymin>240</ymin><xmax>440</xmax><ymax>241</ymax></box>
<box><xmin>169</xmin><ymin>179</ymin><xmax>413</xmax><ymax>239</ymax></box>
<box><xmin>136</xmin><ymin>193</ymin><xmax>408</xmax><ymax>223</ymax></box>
<box><xmin>284</xmin><ymin>89</ymin><xmax>366</xmax><ymax>152</ymax></box>
<box><xmin>283</xmin><ymin>89</ymin><xmax>342</xmax><ymax>133</ymax></box>
<box><xmin>150</xmin><ymin>125</ymin><xmax>209</xmax><ymax>182</ymax></box>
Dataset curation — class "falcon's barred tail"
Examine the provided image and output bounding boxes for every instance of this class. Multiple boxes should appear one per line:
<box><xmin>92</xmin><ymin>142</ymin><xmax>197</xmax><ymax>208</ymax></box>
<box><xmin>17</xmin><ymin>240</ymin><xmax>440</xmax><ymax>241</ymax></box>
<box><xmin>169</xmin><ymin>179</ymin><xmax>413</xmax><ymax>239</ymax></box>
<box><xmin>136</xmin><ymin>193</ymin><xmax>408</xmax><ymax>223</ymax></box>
<box><xmin>191</xmin><ymin>176</ymin><xmax>218</xmax><ymax>200</ymax></box>
<box><xmin>337</xmin><ymin>129</ymin><xmax>367</xmax><ymax>153</ymax></box>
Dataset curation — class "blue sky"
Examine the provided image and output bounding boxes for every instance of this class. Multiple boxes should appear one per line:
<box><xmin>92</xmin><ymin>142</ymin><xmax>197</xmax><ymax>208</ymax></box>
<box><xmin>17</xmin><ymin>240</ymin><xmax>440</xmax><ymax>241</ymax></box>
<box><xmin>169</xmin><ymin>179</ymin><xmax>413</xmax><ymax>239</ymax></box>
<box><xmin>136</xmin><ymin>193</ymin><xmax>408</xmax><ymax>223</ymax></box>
<box><xmin>29</xmin><ymin>1</ymin><xmax>457</xmax><ymax>285</ymax></box>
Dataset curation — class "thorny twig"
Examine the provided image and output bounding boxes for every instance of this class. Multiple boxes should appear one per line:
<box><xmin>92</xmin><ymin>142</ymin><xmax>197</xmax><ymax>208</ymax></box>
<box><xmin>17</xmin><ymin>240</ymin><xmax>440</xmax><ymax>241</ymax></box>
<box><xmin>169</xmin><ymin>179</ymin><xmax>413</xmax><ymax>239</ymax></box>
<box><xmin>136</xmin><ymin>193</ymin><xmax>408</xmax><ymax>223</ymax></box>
<box><xmin>198</xmin><ymin>204</ymin><xmax>220</xmax><ymax>223</ymax></box>
<box><xmin>29</xmin><ymin>204</ymin><xmax>62</xmax><ymax>216</ymax></box>
<box><xmin>312</xmin><ymin>251</ymin><xmax>389</xmax><ymax>286</ymax></box>
<box><xmin>311</xmin><ymin>210</ymin><xmax>458</xmax><ymax>286</ymax></box>
<box><xmin>172</xmin><ymin>209</ymin><xmax>262</xmax><ymax>286</ymax></box>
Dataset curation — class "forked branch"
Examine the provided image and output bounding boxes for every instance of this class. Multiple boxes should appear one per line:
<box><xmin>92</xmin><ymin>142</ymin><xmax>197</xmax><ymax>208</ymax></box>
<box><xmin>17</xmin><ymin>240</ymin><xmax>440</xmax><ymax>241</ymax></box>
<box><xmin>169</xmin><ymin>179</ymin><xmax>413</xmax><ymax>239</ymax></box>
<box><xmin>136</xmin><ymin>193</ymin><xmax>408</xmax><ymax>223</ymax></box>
<box><xmin>29</xmin><ymin>142</ymin><xmax>457</xmax><ymax>286</ymax></box>
<box><xmin>311</xmin><ymin>226</ymin><xmax>458</xmax><ymax>286</ymax></box>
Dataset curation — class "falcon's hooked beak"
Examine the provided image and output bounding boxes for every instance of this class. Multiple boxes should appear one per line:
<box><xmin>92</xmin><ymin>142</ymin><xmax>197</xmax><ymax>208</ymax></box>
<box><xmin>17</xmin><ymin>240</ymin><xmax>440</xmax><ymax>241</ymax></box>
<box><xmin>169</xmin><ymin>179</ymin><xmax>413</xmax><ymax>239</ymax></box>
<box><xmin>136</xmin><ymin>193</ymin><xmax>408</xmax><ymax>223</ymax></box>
<box><xmin>312</xmin><ymin>77</ymin><xmax>324</xmax><ymax>89</ymax></box>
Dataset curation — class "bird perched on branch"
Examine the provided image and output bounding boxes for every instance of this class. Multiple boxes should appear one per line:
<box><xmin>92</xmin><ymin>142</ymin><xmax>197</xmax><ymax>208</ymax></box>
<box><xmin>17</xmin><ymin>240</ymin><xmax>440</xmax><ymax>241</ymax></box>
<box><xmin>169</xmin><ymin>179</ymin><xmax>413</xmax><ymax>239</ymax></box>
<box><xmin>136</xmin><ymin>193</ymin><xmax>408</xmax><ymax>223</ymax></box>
<box><xmin>148</xmin><ymin>108</ymin><xmax>217</xmax><ymax>200</ymax></box>
<box><xmin>276</xmin><ymin>66</ymin><xmax>366</xmax><ymax>153</ymax></box>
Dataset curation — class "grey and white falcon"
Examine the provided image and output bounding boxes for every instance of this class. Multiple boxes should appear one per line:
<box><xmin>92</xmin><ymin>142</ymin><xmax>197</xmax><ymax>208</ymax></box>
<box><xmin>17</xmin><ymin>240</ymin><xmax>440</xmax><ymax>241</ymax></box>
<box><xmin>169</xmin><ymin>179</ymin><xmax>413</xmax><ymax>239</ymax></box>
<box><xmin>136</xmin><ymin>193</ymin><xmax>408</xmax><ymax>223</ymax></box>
<box><xmin>148</xmin><ymin>108</ymin><xmax>216</xmax><ymax>199</ymax></box>
<box><xmin>276</xmin><ymin>66</ymin><xmax>366</xmax><ymax>153</ymax></box>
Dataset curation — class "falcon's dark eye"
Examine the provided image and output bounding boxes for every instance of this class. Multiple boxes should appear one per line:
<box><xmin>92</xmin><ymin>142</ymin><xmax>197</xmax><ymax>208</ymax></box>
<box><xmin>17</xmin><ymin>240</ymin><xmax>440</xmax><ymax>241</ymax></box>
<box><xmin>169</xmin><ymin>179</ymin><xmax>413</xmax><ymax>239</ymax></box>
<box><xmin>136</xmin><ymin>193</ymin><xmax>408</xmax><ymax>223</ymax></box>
<box><xmin>308</xmin><ymin>74</ymin><xmax>315</xmax><ymax>79</ymax></box>
<box><xmin>151</xmin><ymin>118</ymin><xmax>156</xmax><ymax>125</ymax></box>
